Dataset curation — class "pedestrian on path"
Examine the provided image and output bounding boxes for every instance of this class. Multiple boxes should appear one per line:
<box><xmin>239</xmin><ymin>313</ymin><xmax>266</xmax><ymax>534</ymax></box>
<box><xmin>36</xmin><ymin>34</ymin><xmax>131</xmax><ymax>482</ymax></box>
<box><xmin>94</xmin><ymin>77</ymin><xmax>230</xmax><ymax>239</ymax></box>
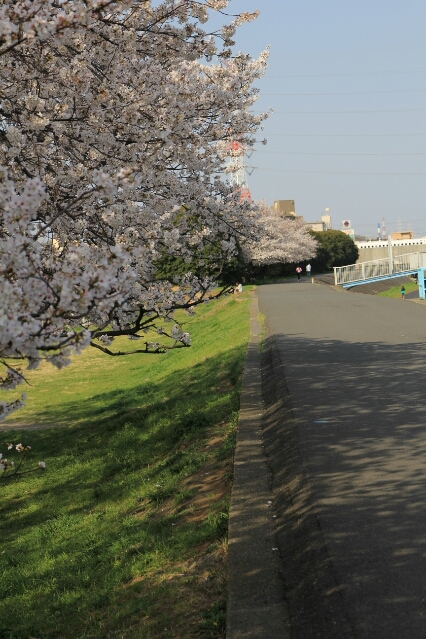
<box><xmin>306</xmin><ymin>263</ymin><xmax>312</xmax><ymax>278</ymax></box>
<box><xmin>296</xmin><ymin>266</ymin><xmax>302</xmax><ymax>281</ymax></box>
<box><xmin>401</xmin><ymin>285</ymin><xmax>406</xmax><ymax>299</ymax></box>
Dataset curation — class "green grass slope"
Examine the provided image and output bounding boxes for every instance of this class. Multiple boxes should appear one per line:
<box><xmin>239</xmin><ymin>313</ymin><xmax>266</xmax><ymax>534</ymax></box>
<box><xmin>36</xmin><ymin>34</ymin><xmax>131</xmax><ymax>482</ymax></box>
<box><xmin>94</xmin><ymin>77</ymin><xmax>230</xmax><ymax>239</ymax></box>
<box><xmin>0</xmin><ymin>292</ymin><xmax>251</xmax><ymax>639</ymax></box>
<box><xmin>378</xmin><ymin>281</ymin><xmax>418</xmax><ymax>298</ymax></box>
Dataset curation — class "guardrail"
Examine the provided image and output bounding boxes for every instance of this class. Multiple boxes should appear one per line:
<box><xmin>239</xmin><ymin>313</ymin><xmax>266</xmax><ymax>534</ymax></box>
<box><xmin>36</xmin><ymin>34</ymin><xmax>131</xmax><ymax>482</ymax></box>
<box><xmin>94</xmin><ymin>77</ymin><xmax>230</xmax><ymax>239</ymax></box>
<box><xmin>334</xmin><ymin>252</ymin><xmax>426</xmax><ymax>286</ymax></box>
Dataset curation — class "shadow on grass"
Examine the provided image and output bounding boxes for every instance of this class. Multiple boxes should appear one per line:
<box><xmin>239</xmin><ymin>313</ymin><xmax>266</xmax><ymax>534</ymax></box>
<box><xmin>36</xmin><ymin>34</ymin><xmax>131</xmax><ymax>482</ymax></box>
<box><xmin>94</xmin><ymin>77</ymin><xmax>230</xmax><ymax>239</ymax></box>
<box><xmin>0</xmin><ymin>345</ymin><xmax>245</xmax><ymax>639</ymax></box>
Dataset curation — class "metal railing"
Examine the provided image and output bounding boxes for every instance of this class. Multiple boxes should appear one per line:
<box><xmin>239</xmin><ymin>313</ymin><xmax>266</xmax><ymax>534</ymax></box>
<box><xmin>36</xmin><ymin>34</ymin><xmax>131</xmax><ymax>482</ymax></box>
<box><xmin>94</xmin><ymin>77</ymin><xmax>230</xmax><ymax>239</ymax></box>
<box><xmin>334</xmin><ymin>252</ymin><xmax>426</xmax><ymax>286</ymax></box>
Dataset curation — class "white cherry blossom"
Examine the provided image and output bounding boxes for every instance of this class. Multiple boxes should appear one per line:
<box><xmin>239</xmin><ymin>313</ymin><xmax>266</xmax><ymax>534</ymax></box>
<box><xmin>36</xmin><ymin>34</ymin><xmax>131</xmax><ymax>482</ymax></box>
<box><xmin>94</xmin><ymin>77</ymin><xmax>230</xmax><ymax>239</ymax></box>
<box><xmin>0</xmin><ymin>1</ymin><xmax>268</xmax><ymax>419</ymax></box>
<box><xmin>242</xmin><ymin>202</ymin><xmax>318</xmax><ymax>265</ymax></box>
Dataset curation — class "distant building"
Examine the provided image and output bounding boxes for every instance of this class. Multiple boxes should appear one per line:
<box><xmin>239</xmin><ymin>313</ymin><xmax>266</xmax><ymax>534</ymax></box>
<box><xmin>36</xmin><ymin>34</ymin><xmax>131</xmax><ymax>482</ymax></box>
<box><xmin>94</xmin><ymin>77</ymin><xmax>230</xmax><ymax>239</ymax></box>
<box><xmin>305</xmin><ymin>221</ymin><xmax>328</xmax><ymax>232</ymax></box>
<box><xmin>273</xmin><ymin>200</ymin><xmax>296</xmax><ymax>218</ymax></box>
<box><xmin>355</xmin><ymin>236</ymin><xmax>426</xmax><ymax>262</ymax></box>
<box><xmin>273</xmin><ymin>202</ymin><xmax>333</xmax><ymax>231</ymax></box>
<box><xmin>305</xmin><ymin>213</ymin><xmax>333</xmax><ymax>233</ymax></box>
<box><xmin>322</xmin><ymin>212</ymin><xmax>332</xmax><ymax>230</ymax></box>
<box><xmin>391</xmin><ymin>231</ymin><xmax>413</xmax><ymax>240</ymax></box>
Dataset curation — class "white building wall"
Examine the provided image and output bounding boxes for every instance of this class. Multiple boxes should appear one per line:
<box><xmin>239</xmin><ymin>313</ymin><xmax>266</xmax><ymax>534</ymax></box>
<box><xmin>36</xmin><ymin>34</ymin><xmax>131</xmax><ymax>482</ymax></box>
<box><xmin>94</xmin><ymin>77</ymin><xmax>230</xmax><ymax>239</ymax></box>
<box><xmin>356</xmin><ymin>238</ymin><xmax>426</xmax><ymax>263</ymax></box>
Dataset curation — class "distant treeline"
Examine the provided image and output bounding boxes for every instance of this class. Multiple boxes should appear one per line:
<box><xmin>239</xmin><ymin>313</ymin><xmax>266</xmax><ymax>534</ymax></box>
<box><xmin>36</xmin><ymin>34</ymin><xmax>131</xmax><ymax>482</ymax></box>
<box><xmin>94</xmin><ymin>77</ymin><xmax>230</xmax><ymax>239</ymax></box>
<box><xmin>155</xmin><ymin>230</ymin><xmax>359</xmax><ymax>285</ymax></box>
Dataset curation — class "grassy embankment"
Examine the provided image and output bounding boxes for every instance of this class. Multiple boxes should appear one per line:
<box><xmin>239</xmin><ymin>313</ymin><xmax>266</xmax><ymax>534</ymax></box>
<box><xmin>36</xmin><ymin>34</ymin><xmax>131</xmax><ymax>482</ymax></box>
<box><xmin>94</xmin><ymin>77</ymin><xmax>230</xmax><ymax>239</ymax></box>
<box><xmin>0</xmin><ymin>290</ymin><xmax>252</xmax><ymax>639</ymax></box>
<box><xmin>378</xmin><ymin>281</ymin><xmax>418</xmax><ymax>298</ymax></box>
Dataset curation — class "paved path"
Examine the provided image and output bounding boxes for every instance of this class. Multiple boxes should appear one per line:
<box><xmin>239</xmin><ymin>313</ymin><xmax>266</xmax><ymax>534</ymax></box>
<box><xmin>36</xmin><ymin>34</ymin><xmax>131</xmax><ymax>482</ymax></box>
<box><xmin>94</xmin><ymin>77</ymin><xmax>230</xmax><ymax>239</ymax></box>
<box><xmin>258</xmin><ymin>280</ymin><xmax>426</xmax><ymax>639</ymax></box>
<box><xmin>406</xmin><ymin>288</ymin><xmax>419</xmax><ymax>299</ymax></box>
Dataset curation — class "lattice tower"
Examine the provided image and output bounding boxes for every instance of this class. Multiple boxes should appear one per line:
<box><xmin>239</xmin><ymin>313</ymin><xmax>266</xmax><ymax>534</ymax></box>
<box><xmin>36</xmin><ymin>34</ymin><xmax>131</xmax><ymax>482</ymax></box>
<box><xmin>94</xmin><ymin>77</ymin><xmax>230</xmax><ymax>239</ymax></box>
<box><xmin>228</xmin><ymin>140</ymin><xmax>252</xmax><ymax>202</ymax></box>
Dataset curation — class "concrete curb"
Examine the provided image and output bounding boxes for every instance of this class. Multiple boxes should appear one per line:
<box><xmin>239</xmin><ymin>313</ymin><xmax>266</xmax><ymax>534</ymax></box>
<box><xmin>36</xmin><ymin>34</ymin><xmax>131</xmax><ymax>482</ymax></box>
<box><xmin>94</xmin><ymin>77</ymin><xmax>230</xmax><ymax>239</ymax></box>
<box><xmin>226</xmin><ymin>292</ymin><xmax>290</xmax><ymax>639</ymax></box>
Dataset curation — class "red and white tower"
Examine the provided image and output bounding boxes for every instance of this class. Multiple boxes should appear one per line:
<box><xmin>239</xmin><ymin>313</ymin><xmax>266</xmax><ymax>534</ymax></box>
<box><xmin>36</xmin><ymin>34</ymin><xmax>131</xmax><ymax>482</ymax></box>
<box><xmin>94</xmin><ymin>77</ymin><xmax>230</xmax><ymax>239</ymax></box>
<box><xmin>228</xmin><ymin>140</ymin><xmax>252</xmax><ymax>202</ymax></box>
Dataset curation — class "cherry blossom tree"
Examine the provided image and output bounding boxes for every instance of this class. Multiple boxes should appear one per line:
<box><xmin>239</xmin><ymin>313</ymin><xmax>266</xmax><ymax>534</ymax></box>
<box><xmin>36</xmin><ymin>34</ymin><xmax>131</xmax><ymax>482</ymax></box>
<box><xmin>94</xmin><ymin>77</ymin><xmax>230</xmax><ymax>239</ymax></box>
<box><xmin>0</xmin><ymin>441</ymin><xmax>45</xmax><ymax>481</ymax></box>
<box><xmin>241</xmin><ymin>202</ymin><xmax>317</xmax><ymax>265</ymax></box>
<box><xmin>0</xmin><ymin>0</ymin><xmax>269</xmax><ymax>420</ymax></box>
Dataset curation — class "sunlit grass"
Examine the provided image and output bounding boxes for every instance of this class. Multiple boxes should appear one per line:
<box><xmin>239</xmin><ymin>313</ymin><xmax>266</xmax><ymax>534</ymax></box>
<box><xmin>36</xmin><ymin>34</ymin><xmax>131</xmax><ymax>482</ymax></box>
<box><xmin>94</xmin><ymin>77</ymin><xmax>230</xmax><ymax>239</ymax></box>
<box><xmin>0</xmin><ymin>290</ymin><xmax>251</xmax><ymax>638</ymax></box>
<box><xmin>378</xmin><ymin>281</ymin><xmax>418</xmax><ymax>298</ymax></box>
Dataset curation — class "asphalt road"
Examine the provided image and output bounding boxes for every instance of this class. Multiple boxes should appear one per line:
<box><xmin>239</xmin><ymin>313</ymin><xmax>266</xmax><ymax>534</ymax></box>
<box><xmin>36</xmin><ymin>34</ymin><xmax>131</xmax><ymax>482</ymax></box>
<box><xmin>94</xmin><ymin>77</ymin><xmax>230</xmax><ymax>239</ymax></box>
<box><xmin>406</xmin><ymin>288</ymin><xmax>419</xmax><ymax>299</ymax></box>
<box><xmin>258</xmin><ymin>280</ymin><xmax>426</xmax><ymax>639</ymax></box>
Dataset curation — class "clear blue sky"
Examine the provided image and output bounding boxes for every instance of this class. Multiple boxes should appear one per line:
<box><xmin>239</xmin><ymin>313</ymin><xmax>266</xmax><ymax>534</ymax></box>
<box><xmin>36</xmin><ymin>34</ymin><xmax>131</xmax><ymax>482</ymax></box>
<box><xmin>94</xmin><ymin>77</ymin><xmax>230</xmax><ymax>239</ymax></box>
<box><xmin>216</xmin><ymin>0</ymin><xmax>426</xmax><ymax>238</ymax></box>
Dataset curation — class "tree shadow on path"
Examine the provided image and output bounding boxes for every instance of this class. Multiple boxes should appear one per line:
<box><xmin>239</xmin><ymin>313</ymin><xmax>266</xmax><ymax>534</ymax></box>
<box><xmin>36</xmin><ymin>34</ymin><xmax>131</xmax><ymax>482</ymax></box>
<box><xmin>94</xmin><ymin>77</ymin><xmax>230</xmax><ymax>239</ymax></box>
<box><xmin>262</xmin><ymin>334</ymin><xmax>426</xmax><ymax>639</ymax></box>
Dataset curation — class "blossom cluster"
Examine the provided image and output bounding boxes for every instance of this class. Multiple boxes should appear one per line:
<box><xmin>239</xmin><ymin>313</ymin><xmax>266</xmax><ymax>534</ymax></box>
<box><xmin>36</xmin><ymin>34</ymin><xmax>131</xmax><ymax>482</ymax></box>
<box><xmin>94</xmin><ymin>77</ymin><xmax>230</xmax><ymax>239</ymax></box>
<box><xmin>0</xmin><ymin>0</ymin><xmax>270</xmax><ymax>419</ymax></box>
<box><xmin>241</xmin><ymin>202</ymin><xmax>318</xmax><ymax>265</ymax></box>
<box><xmin>0</xmin><ymin>441</ymin><xmax>45</xmax><ymax>478</ymax></box>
